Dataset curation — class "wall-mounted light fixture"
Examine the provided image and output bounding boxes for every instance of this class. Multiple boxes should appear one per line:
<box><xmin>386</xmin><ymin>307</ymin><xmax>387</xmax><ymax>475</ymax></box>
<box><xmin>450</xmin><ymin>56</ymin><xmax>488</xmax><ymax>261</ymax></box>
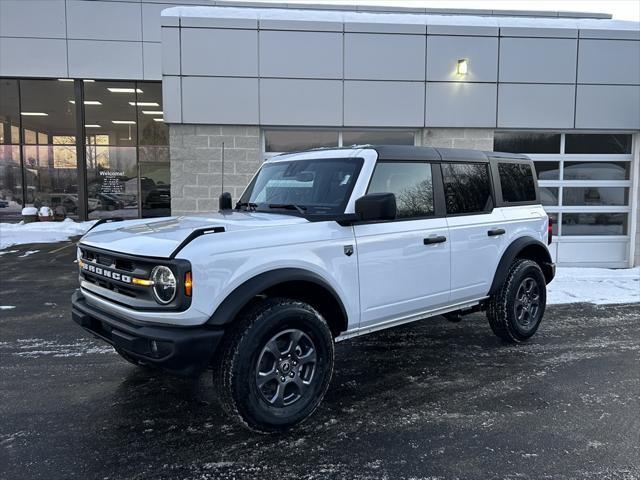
<box><xmin>457</xmin><ymin>58</ymin><xmax>469</xmax><ymax>76</ymax></box>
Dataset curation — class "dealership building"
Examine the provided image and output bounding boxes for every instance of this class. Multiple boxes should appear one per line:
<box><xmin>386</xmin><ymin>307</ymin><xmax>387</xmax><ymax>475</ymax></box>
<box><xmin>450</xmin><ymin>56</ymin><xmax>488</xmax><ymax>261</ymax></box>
<box><xmin>0</xmin><ymin>0</ymin><xmax>639</xmax><ymax>268</ymax></box>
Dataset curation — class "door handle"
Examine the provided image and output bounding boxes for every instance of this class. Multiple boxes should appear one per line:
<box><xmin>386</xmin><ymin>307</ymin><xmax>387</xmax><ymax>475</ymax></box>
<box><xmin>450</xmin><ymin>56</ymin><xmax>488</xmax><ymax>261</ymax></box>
<box><xmin>487</xmin><ymin>228</ymin><xmax>506</xmax><ymax>236</ymax></box>
<box><xmin>424</xmin><ymin>235</ymin><xmax>447</xmax><ymax>245</ymax></box>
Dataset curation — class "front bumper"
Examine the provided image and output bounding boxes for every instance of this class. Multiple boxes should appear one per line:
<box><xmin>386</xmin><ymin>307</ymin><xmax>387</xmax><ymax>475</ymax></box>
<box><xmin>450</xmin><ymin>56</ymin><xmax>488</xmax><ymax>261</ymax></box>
<box><xmin>72</xmin><ymin>290</ymin><xmax>224</xmax><ymax>376</ymax></box>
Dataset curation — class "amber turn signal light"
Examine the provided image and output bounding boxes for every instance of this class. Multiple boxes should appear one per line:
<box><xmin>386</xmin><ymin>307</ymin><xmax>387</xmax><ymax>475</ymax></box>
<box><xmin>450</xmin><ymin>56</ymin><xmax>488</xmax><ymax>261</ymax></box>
<box><xmin>184</xmin><ymin>272</ymin><xmax>193</xmax><ymax>296</ymax></box>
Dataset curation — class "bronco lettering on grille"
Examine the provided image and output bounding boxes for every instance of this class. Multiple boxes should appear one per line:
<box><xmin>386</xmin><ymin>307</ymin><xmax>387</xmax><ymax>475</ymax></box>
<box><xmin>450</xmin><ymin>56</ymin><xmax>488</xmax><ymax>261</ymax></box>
<box><xmin>82</xmin><ymin>262</ymin><xmax>132</xmax><ymax>284</ymax></box>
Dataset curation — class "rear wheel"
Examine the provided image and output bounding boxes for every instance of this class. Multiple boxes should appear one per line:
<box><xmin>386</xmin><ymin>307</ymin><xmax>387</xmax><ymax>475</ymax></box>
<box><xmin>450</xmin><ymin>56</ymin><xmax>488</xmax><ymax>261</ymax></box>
<box><xmin>214</xmin><ymin>298</ymin><xmax>334</xmax><ymax>433</ymax></box>
<box><xmin>487</xmin><ymin>259</ymin><xmax>547</xmax><ymax>343</ymax></box>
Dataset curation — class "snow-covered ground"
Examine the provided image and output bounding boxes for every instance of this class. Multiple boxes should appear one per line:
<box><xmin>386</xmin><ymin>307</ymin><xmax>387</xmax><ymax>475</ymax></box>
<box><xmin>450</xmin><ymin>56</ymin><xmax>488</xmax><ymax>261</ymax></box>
<box><xmin>0</xmin><ymin>219</ymin><xmax>96</xmax><ymax>250</ymax></box>
<box><xmin>548</xmin><ymin>267</ymin><xmax>640</xmax><ymax>305</ymax></box>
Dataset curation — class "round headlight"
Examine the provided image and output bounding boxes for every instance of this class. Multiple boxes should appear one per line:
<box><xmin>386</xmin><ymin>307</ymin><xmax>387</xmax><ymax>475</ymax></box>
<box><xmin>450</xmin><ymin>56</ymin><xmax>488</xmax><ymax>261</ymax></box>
<box><xmin>151</xmin><ymin>266</ymin><xmax>177</xmax><ymax>304</ymax></box>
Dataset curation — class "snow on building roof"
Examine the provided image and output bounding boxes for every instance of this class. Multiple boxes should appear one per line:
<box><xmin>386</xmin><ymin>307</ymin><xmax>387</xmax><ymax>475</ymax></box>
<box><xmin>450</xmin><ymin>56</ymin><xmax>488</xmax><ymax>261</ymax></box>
<box><xmin>161</xmin><ymin>5</ymin><xmax>640</xmax><ymax>37</ymax></box>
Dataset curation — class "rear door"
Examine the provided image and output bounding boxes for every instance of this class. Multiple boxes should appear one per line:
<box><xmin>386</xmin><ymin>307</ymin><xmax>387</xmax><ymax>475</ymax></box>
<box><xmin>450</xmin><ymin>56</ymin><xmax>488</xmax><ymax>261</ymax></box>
<box><xmin>442</xmin><ymin>161</ymin><xmax>507</xmax><ymax>302</ymax></box>
<box><xmin>354</xmin><ymin>161</ymin><xmax>450</xmax><ymax>328</ymax></box>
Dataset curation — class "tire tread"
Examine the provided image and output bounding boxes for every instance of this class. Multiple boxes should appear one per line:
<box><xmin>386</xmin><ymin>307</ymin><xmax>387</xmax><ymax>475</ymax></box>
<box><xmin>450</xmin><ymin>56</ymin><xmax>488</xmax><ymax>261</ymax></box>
<box><xmin>487</xmin><ymin>259</ymin><xmax>545</xmax><ymax>343</ymax></box>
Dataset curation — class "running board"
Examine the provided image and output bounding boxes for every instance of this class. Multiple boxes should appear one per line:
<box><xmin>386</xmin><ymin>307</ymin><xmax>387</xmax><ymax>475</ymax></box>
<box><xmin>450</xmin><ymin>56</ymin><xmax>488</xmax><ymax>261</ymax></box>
<box><xmin>335</xmin><ymin>297</ymin><xmax>489</xmax><ymax>342</ymax></box>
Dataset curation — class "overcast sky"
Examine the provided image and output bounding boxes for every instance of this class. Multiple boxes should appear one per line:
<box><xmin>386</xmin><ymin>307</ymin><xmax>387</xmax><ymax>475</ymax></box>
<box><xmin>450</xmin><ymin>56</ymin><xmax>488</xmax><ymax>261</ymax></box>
<box><xmin>251</xmin><ymin>0</ymin><xmax>640</xmax><ymax>21</ymax></box>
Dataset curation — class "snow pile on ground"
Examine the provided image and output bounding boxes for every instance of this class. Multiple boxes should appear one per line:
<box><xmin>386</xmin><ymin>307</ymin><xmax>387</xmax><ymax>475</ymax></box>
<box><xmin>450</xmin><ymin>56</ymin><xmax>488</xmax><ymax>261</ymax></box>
<box><xmin>0</xmin><ymin>219</ymin><xmax>96</xmax><ymax>250</ymax></box>
<box><xmin>548</xmin><ymin>267</ymin><xmax>640</xmax><ymax>305</ymax></box>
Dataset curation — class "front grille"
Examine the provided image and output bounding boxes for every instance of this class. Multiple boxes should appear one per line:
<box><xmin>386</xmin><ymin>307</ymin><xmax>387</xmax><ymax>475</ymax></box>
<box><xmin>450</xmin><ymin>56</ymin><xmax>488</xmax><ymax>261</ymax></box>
<box><xmin>77</xmin><ymin>245</ymin><xmax>192</xmax><ymax>311</ymax></box>
<box><xmin>78</xmin><ymin>246</ymin><xmax>155</xmax><ymax>302</ymax></box>
<box><xmin>83</xmin><ymin>250</ymin><xmax>135</xmax><ymax>272</ymax></box>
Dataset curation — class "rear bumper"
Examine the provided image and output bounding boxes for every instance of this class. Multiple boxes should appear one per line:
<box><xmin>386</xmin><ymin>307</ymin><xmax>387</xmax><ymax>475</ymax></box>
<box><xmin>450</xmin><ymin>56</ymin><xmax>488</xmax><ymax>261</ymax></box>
<box><xmin>71</xmin><ymin>290</ymin><xmax>223</xmax><ymax>376</ymax></box>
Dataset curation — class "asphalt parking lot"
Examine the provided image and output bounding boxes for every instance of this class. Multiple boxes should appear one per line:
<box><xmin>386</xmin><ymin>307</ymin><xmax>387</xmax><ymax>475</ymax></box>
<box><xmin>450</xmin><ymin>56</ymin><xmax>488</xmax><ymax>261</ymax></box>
<box><xmin>1</xmin><ymin>241</ymin><xmax>639</xmax><ymax>480</ymax></box>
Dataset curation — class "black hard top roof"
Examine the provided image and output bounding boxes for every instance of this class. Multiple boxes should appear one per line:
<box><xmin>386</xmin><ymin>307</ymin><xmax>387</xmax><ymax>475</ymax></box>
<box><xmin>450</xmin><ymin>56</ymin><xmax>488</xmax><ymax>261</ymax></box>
<box><xmin>370</xmin><ymin>145</ymin><xmax>528</xmax><ymax>162</ymax></box>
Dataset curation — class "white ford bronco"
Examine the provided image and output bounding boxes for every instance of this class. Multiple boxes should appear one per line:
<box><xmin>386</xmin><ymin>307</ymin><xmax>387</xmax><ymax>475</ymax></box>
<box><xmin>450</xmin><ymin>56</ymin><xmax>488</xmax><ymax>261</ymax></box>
<box><xmin>72</xmin><ymin>145</ymin><xmax>555</xmax><ymax>432</ymax></box>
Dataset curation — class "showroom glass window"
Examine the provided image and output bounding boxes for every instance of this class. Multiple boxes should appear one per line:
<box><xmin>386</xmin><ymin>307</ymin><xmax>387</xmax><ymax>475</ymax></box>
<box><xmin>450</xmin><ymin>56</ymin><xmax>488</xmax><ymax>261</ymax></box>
<box><xmin>84</xmin><ymin>81</ymin><xmax>139</xmax><ymax>220</ymax></box>
<box><xmin>0</xmin><ymin>79</ymin><xmax>22</xmax><ymax>222</ymax></box>
<box><xmin>20</xmin><ymin>79</ymin><xmax>78</xmax><ymax>218</ymax></box>
<box><xmin>263</xmin><ymin>130</ymin><xmax>416</xmax><ymax>157</ymax></box>
<box><xmin>0</xmin><ymin>78</ymin><xmax>168</xmax><ymax>221</ymax></box>
<box><xmin>137</xmin><ymin>82</ymin><xmax>170</xmax><ymax>218</ymax></box>
<box><xmin>493</xmin><ymin>131</ymin><xmax>633</xmax><ymax>239</ymax></box>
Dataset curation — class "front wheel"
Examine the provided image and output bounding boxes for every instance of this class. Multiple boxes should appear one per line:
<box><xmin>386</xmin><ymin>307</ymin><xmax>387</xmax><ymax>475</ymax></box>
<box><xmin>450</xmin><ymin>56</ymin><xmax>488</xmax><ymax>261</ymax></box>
<box><xmin>486</xmin><ymin>259</ymin><xmax>547</xmax><ymax>343</ymax></box>
<box><xmin>213</xmin><ymin>298</ymin><xmax>334</xmax><ymax>433</ymax></box>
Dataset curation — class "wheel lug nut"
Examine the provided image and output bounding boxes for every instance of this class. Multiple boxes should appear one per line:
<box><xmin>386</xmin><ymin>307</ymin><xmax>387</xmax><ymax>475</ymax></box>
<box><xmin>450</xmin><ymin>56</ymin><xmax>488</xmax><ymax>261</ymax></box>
<box><xmin>289</xmin><ymin>372</ymin><xmax>294</xmax><ymax>378</ymax></box>
<box><xmin>292</xmin><ymin>361</ymin><xmax>297</xmax><ymax>366</ymax></box>
<box><xmin>281</xmin><ymin>376</ymin><xmax>286</xmax><ymax>382</ymax></box>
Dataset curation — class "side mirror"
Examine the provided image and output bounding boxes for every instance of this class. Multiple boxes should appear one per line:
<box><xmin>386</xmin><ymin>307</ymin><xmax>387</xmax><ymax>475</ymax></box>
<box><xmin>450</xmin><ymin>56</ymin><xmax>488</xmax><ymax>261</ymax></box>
<box><xmin>355</xmin><ymin>193</ymin><xmax>396</xmax><ymax>222</ymax></box>
<box><xmin>219</xmin><ymin>192</ymin><xmax>232</xmax><ymax>211</ymax></box>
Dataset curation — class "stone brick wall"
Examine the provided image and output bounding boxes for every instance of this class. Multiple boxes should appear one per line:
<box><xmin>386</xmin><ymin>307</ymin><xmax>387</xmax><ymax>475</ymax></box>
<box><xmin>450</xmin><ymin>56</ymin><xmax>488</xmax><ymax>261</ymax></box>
<box><xmin>421</xmin><ymin>128</ymin><xmax>494</xmax><ymax>151</ymax></box>
<box><xmin>169</xmin><ymin>125</ymin><xmax>261</xmax><ymax>215</ymax></box>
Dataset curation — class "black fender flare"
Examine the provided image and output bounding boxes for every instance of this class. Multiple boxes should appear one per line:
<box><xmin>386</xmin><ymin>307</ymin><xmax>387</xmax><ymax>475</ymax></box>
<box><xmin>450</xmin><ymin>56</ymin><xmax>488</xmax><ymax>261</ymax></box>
<box><xmin>207</xmin><ymin>268</ymin><xmax>348</xmax><ymax>329</ymax></box>
<box><xmin>488</xmin><ymin>237</ymin><xmax>553</xmax><ymax>295</ymax></box>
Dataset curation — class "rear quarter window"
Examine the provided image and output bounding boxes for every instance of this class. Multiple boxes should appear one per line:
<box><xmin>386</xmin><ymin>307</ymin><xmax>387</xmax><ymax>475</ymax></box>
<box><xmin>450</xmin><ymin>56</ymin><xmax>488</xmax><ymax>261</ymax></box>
<box><xmin>498</xmin><ymin>162</ymin><xmax>536</xmax><ymax>203</ymax></box>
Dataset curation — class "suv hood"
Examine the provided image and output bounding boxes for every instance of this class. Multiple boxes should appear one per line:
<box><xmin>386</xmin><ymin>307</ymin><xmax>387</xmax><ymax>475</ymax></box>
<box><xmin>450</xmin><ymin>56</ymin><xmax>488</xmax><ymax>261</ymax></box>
<box><xmin>80</xmin><ymin>212</ymin><xmax>308</xmax><ymax>258</ymax></box>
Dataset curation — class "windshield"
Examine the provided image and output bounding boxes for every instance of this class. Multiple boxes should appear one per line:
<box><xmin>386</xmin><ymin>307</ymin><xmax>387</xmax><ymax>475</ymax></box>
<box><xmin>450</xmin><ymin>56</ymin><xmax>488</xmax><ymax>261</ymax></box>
<box><xmin>239</xmin><ymin>157</ymin><xmax>363</xmax><ymax>215</ymax></box>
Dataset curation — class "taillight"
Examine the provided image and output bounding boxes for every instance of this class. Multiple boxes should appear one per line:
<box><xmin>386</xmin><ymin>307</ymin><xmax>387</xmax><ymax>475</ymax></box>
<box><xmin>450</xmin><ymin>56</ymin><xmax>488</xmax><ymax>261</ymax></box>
<box><xmin>184</xmin><ymin>271</ymin><xmax>193</xmax><ymax>297</ymax></box>
<box><xmin>547</xmin><ymin>216</ymin><xmax>553</xmax><ymax>245</ymax></box>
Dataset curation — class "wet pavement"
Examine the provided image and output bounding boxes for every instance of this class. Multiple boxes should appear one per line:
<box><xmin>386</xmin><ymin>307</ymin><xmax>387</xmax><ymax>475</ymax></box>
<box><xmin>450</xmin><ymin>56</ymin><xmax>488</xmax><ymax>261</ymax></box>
<box><xmin>1</xmin><ymin>241</ymin><xmax>639</xmax><ymax>480</ymax></box>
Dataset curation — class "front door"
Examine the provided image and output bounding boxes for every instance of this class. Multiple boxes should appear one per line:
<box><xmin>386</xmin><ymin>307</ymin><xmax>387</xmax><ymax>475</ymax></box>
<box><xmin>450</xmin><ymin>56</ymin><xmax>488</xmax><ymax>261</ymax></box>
<box><xmin>354</xmin><ymin>161</ymin><xmax>451</xmax><ymax>328</ymax></box>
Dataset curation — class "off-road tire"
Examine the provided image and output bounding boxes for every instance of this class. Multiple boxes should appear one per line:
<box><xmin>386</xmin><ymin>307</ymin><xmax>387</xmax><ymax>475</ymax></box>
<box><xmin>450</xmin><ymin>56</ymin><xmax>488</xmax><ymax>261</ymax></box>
<box><xmin>487</xmin><ymin>259</ymin><xmax>547</xmax><ymax>343</ymax></box>
<box><xmin>213</xmin><ymin>298</ymin><xmax>334</xmax><ymax>433</ymax></box>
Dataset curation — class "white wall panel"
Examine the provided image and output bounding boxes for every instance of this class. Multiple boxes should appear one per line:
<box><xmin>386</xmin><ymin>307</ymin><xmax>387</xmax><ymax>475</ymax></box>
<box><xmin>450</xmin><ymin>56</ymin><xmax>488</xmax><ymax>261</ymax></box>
<box><xmin>575</xmin><ymin>85</ymin><xmax>640</xmax><ymax>129</ymax></box>
<box><xmin>143</xmin><ymin>42</ymin><xmax>161</xmax><ymax>80</ymax></box>
<box><xmin>427</xmin><ymin>36</ymin><xmax>498</xmax><ymax>82</ymax></box>
<box><xmin>142</xmin><ymin>2</ymin><xmax>179</xmax><ymax>42</ymax></box>
<box><xmin>0</xmin><ymin>0</ymin><xmax>66</xmax><ymax>38</ymax></box>
<box><xmin>345</xmin><ymin>33</ymin><xmax>425</xmax><ymax>81</ymax></box>
<box><xmin>499</xmin><ymin>37</ymin><xmax>577</xmax><ymax>83</ymax></box>
<box><xmin>181</xmin><ymin>28</ymin><xmax>258</xmax><ymax>77</ymax></box>
<box><xmin>426</xmin><ymin>83</ymin><xmax>496</xmax><ymax>127</ymax></box>
<box><xmin>260</xmin><ymin>31</ymin><xmax>343</xmax><ymax>79</ymax></box>
<box><xmin>260</xmin><ymin>79</ymin><xmax>342</xmax><ymax>126</ymax></box>
<box><xmin>182</xmin><ymin>77</ymin><xmax>259</xmax><ymax>124</ymax></box>
<box><xmin>68</xmin><ymin>40</ymin><xmax>143</xmax><ymax>79</ymax></box>
<box><xmin>578</xmin><ymin>39</ymin><xmax>640</xmax><ymax>85</ymax></box>
<box><xmin>162</xmin><ymin>75</ymin><xmax>182</xmax><ymax>123</ymax></box>
<box><xmin>557</xmin><ymin>241</ymin><xmax>629</xmax><ymax>266</ymax></box>
<box><xmin>344</xmin><ymin>81</ymin><xmax>425</xmax><ymax>127</ymax></box>
<box><xmin>0</xmin><ymin>38</ymin><xmax>68</xmax><ymax>77</ymax></box>
<box><xmin>161</xmin><ymin>27</ymin><xmax>180</xmax><ymax>75</ymax></box>
<box><xmin>66</xmin><ymin>0</ymin><xmax>142</xmax><ymax>41</ymax></box>
<box><xmin>498</xmin><ymin>84</ymin><xmax>575</xmax><ymax>128</ymax></box>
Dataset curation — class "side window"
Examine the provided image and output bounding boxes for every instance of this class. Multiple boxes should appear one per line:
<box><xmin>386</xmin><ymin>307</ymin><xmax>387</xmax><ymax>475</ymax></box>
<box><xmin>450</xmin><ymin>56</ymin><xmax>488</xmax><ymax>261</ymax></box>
<box><xmin>498</xmin><ymin>162</ymin><xmax>536</xmax><ymax>203</ymax></box>
<box><xmin>441</xmin><ymin>163</ymin><xmax>493</xmax><ymax>215</ymax></box>
<box><xmin>368</xmin><ymin>162</ymin><xmax>434</xmax><ymax>218</ymax></box>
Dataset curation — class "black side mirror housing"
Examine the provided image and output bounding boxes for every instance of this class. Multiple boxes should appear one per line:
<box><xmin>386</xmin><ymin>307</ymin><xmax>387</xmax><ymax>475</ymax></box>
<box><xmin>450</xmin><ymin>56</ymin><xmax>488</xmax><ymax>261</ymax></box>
<box><xmin>219</xmin><ymin>192</ymin><xmax>233</xmax><ymax>211</ymax></box>
<box><xmin>355</xmin><ymin>193</ymin><xmax>397</xmax><ymax>222</ymax></box>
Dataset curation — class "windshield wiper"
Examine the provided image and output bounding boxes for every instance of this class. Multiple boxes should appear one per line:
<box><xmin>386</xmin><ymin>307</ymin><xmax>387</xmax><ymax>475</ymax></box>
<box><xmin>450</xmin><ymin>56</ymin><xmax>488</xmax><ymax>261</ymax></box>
<box><xmin>235</xmin><ymin>201</ymin><xmax>258</xmax><ymax>211</ymax></box>
<box><xmin>267</xmin><ymin>203</ymin><xmax>308</xmax><ymax>215</ymax></box>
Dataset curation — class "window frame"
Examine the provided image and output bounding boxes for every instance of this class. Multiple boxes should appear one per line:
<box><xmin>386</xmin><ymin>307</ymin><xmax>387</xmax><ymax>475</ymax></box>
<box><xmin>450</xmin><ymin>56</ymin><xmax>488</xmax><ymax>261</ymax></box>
<box><xmin>440</xmin><ymin>161</ymin><xmax>497</xmax><ymax>217</ymax></box>
<box><xmin>491</xmin><ymin>158</ymin><xmax>540</xmax><ymax>207</ymax></box>
<box><xmin>498</xmin><ymin>131</ymin><xmax>635</xmax><ymax>240</ymax></box>
<box><xmin>240</xmin><ymin>156</ymin><xmax>365</xmax><ymax>218</ymax></box>
<box><xmin>363</xmin><ymin>160</ymin><xmax>445</xmax><ymax>222</ymax></box>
